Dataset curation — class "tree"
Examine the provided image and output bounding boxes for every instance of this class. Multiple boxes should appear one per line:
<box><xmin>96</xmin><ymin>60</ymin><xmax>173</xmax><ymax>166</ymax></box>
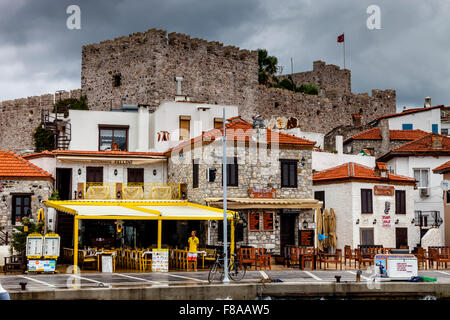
<box><xmin>33</xmin><ymin>125</ymin><xmax>54</xmax><ymax>152</ymax></box>
<box><xmin>54</xmin><ymin>95</ymin><xmax>88</xmax><ymax>112</ymax></box>
<box><xmin>11</xmin><ymin>217</ymin><xmax>44</xmax><ymax>255</ymax></box>
<box><xmin>258</xmin><ymin>49</ymin><xmax>278</xmax><ymax>86</ymax></box>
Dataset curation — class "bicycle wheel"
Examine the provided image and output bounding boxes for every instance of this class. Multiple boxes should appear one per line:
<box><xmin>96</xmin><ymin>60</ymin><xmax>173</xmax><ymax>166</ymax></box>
<box><xmin>228</xmin><ymin>261</ymin><xmax>246</xmax><ymax>281</ymax></box>
<box><xmin>208</xmin><ymin>262</ymin><xmax>219</xmax><ymax>283</ymax></box>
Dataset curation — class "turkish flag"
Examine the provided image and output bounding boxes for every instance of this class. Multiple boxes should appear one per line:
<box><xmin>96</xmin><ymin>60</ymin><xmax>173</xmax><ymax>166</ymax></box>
<box><xmin>337</xmin><ymin>34</ymin><xmax>344</xmax><ymax>43</ymax></box>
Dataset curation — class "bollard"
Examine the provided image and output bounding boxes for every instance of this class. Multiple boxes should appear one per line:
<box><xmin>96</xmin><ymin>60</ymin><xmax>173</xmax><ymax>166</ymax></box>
<box><xmin>356</xmin><ymin>270</ymin><xmax>362</xmax><ymax>282</ymax></box>
<box><xmin>19</xmin><ymin>282</ymin><xmax>27</xmax><ymax>290</ymax></box>
<box><xmin>335</xmin><ymin>275</ymin><xmax>341</xmax><ymax>283</ymax></box>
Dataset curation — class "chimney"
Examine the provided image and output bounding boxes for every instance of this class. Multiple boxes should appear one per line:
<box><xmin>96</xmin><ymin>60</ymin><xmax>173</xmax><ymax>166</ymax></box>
<box><xmin>252</xmin><ymin>115</ymin><xmax>267</xmax><ymax>144</ymax></box>
<box><xmin>136</xmin><ymin>104</ymin><xmax>150</xmax><ymax>152</ymax></box>
<box><xmin>431</xmin><ymin>135</ymin><xmax>443</xmax><ymax>149</ymax></box>
<box><xmin>379</xmin><ymin>118</ymin><xmax>390</xmax><ymax>155</ymax></box>
<box><xmin>374</xmin><ymin>162</ymin><xmax>388</xmax><ymax>178</ymax></box>
<box><xmin>424</xmin><ymin>96</ymin><xmax>431</xmax><ymax>108</ymax></box>
<box><xmin>175</xmin><ymin>77</ymin><xmax>183</xmax><ymax>95</ymax></box>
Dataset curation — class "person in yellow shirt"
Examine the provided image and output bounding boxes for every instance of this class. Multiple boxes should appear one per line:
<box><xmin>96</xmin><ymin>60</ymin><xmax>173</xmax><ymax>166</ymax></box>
<box><xmin>187</xmin><ymin>230</ymin><xmax>199</xmax><ymax>271</ymax></box>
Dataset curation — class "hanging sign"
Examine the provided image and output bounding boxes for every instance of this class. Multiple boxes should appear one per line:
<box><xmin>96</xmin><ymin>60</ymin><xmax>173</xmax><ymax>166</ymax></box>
<box><xmin>249</xmin><ymin>188</ymin><xmax>276</xmax><ymax>199</ymax></box>
<box><xmin>299</xmin><ymin>230</ymin><xmax>315</xmax><ymax>247</ymax></box>
<box><xmin>374</xmin><ymin>185</ymin><xmax>395</xmax><ymax>196</ymax></box>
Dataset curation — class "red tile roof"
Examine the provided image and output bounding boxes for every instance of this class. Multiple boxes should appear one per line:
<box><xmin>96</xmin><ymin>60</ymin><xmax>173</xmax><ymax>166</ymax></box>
<box><xmin>378</xmin><ymin>133</ymin><xmax>450</xmax><ymax>161</ymax></box>
<box><xmin>167</xmin><ymin>116</ymin><xmax>315</xmax><ymax>154</ymax></box>
<box><xmin>0</xmin><ymin>150</ymin><xmax>53</xmax><ymax>180</ymax></box>
<box><xmin>346</xmin><ymin>128</ymin><xmax>428</xmax><ymax>143</ymax></box>
<box><xmin>376</xmin><ymin>105</ymin><xmax>444</xmax><ymax>120</ymax></box>
<box><xmin>313</xmin><ymin>162</ymin><xmax>415</xmax><ymax>184</ymax></box>
<box><xmin>23</xmin><ymin>150</ymin><xmax>166</xmax><ymax>160</ymax></box>
<box><xmin>433</xmin><ymin>161</ymin><xmax>450</xmax><ymax>174</ymax></box>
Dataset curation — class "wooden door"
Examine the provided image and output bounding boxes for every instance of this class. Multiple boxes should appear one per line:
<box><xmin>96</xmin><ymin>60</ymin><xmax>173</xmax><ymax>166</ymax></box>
<box><xmin>396</xmin><ymin>228</ymin><xmax>408</xmax><ymax>248</ymax></box>
<box><xmin>280</xmin><ymin>214</ymin><xmax>296</xmax><ymax>253</ymax></box>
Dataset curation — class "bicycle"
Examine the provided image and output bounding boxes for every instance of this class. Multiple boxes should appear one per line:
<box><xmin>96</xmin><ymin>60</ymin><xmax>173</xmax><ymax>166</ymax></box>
<box><xmin>208</xmin><ymin>252</ymin><xmax>246</xmax><ymax>283</ymax></box>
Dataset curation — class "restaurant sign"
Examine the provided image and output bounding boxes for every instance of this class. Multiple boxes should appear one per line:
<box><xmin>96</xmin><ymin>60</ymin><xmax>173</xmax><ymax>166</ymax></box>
<box><xmin>249</xmin><ymin>188</ymin><xmax>276</xmax><ymax>199</ymax></box>
<box><xmin>382</xmin><ymin>215</ymin><xmax>391</xmax><ymax>227</ymax></box>
<box><xmin>374</xmin><ymin>185</ymin><xmax>394</xmax><ymax>196</ymax></box>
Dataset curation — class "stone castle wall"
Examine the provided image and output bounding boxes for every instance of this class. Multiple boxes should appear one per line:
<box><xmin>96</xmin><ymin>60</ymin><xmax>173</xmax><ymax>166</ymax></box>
<box><xmin>0</xmin><ymin>89</ymin><xmax>82</xmax><ymax>154</ymax></box>
<box><xmin>0</xmin><ymin>29</ymin><xmax>396</xmax><ymax>154</ymax></box>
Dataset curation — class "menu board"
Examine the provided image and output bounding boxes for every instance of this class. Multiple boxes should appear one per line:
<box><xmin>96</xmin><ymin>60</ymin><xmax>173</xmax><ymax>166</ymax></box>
<box><xmin>44</xmin><ymin>236</ymin><xmax>60</xmax><ymax>257</ymax></box>
<box><xmin>299</xmin><ymin>230</ymin><xmax>315</xmax><ymax>247</ymax></box>
<box><xmin>152</xmin><ymin>249</ymin><xmax>169</xmax><ymax>272</ymax></box>
<box><xmin>26</xmin><ymin>235</ymin><xmax>44</xmax><ymax>257</ymax></box>
<box><xmin>249</xmin><ymin>212</ymin><xmax>260</xmax><ymax>231</ymax></box>
<box><xmin>263</xmin><ymin>212</ymin><xmax>274</xmax><ymax>231</ymax></box>
<box><xmin>27</xmin><ymin>259</ymin><xmax>56</xmax><ymax>272</ymax></box>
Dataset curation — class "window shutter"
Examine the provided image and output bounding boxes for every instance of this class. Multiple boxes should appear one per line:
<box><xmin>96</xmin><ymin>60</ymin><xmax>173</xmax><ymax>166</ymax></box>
<box><xmin>192</xmin><ymin>160</ymin><xmax>199</xmax><ymax>188</ymax></box>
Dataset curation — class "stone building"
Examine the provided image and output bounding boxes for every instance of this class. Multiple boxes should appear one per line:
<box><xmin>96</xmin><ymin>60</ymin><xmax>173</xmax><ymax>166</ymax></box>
<box><xmin>343</xmin><ymin>126</ymin><xmax>428</xmax><ymax>158</ymax></box>
<box><xmin>166</xmin><ymin>116</ymin><xmax>322</xmax><ymax>255</ymax></box>
<box><xmin>0</xmin><ymin>150</ymin><xmax>54</xmax><ymax>240</ymax></box>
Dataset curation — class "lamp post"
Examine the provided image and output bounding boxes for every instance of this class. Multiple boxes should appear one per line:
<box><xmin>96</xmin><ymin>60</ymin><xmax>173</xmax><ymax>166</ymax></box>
<box><xmin>222</xmin><ymin>108</ymin><xmax>229</xmax><ymax>283</ymax></box>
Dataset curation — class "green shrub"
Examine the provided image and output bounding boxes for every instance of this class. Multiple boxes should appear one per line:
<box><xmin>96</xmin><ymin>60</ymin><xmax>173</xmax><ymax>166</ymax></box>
<box><xmin>33</xmin><ymin>125</ymin><xmax>54</xmax><ymax>152</ymax></box>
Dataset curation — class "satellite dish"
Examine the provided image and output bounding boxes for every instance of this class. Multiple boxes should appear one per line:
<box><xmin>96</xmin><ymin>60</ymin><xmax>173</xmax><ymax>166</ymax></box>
<box><xmin>441</xmin><ymin>180</ymin><xmax>450</xmax><ymax>191</ymax></box>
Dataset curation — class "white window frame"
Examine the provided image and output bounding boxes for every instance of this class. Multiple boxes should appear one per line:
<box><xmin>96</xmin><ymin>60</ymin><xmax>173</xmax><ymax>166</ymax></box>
<box><xmin>413</xmin><ymin>168</ymin><xmax>430</xmax><ymax>189</ymax></box>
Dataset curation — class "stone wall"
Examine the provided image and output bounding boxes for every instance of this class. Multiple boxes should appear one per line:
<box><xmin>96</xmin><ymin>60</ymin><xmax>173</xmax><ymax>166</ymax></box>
<box><xmin>0</xmin><ymin>179</ymin><xmax>53</xmax><ymax>240</ymax></box>
<box><xmin>324</xmin><ymin>124</ymin><xmax>373</xmax><ymax>152</ymax></box>
<box><xmin>167</xmin><ymin>142</ymin><xmax>313</xmax><ymax>205</ymax></box>
<box><xmin>343</xmin><ymin>139</ymin><xmax>411</xmax><ymax>158</ymax></box>
<box><xmin>279</xmin><ymin>60</ymin><xmax>351</xmax><ymax>93</ymax></box>
<box><xmin>0</xmin><ymin>89</ymin><xmax>82</xmax><ymax>155</ymax></box>
<box><xmin>81</xmin><ymin>29</ymin><xmax>259</xmax><ymax>111</ymax></box>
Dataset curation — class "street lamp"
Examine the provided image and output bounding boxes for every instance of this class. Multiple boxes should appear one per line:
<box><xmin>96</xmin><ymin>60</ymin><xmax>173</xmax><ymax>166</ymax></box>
<box><xmin>222</xmin><ymin>108</ymin><xmax>229</xmax><ymax>284</ymax></box>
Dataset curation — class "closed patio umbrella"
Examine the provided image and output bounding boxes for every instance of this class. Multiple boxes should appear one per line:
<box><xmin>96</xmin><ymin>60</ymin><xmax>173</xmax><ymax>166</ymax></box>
<box><xmin>316</xmin><ymin>208</ymin><xmax>323</xmax><ymax>252</ymax></box>
<box><xmin>322</xmin><ymin>209</ymin><xmax>330</xmax><ymax>249</ymax></box>
<box><xmin>329</xmin><ymin>208</ymin><xmax>337</xmax><ymax>253</ymax></box>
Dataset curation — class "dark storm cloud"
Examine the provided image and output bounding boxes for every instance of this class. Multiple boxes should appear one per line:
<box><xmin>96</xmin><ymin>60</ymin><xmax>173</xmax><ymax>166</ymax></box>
<box><xmin>1</xmin><ymin>0</ymin><xmax>449</xmax><ymax>110</ymax></box>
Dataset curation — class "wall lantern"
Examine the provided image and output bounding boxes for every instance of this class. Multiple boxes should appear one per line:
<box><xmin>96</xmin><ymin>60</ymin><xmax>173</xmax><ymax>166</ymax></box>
<box><xmin>355</xmin><ymin>219</ymin><xmax>360</xmax><ymax>225</ymax></box>
<box><xmin>74</xmin><ymin>191</ymin><xmax>77</xmax><ymax>199</ymax></box>
<box><xmin>117</xmin><ymin>190</ymin><xmax>121</xmax><ymax>199</ymax></box>
<box><xmin>395</xmin><ymin>219</ymin><xmax>399</xmax><ymax>225</ymax></box>
<box><xmin>411</xmin><ymin>218</ymin><xmax>415</xmax><ymax>225</ymax></box>
<box><xmin>78</xmin><ymin>168</ymin><xmax>82</xmax><ymax>175</ymax></box>
<box><xmin>274</xmin><ymin>219</ymin><xmax>279</xmax><ymax>229</ymax></box>
<box><xmin>153</xmin><ymin>169</ymin><xmax>157</xmax><ymax>176</ymax></box>
<box><xmin>238</xmin><ymin>216</ymin><xmax>247</xmax><ymax>228</ymax></box>
<box><xmin>301</xmin><ymin>157</ymin><xmax>306</xmax><ymax>167</ymax></box>
<box><xmin>78</xmin><ymin>191</ymin><xmax>83</xmax><ymax>199</ymax></box>
<box><xmin>1</xmin><ymin>195</ymin><xmax>5</xmax><ymax>202</ymax></box>
<box><xmin>37</xmin><ymin>195</ymin><xmax>43</xmax><ymax>203</ymax></box>
<box><xmin>114</xmin><ymin>169</ymin><xmax>118</xmax><ymax>176</ymax></box>
<box><xmin>302</xmin><ymin>220</ymin><xmax>308</xmax><ymax>229</ymax></box>
<box><xmin>211</xmin><ymin>220</ymin><xmax>218</xmax><ymax>229</ymax></box>
<box><xmin>373</xmin><ymin>219</ymin><xmax>377</xmax><ymax>225</ymax></box>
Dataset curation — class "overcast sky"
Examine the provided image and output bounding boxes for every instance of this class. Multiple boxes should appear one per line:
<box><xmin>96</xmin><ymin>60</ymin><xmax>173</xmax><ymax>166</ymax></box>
<box><xmin>1</xmin><ymin>0</ymin><xmax>449</xmax><ymax>110</ymax></box>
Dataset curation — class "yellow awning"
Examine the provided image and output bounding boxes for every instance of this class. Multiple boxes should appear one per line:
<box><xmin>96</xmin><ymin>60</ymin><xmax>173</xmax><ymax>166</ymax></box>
<box><xmin>44</xmin><ymin>200</ymin><xmax>235</xmax><ymax>220</ymax></box>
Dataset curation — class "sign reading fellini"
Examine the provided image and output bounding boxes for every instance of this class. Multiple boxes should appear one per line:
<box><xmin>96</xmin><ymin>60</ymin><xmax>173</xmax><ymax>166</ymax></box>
<box><xmin>374</xmin><ymin>185</ymin><xmax>394</xmax><ymax>196</ymax></box>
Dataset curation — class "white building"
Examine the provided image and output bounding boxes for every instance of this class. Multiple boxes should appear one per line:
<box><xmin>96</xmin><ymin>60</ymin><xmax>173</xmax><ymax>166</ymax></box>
<box><xmin>378</xmin><ymin>133</ymin><xmax>450</xmax><ymax>245</ymax></box>
<box><xmin>53</xmin><ymin>100</ymin><xmax>238</xmax><ymax>154</ymax></box>
<box><xmin>313</xmin><ymin>162</ymin><xmax>419</xmax><ymax>250</ymax></box>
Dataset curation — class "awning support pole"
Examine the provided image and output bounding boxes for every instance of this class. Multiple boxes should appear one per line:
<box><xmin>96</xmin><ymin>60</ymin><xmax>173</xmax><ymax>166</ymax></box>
<box><xmin>314</xmin><ymin>208</ymin><xmax>317</xmax><ymax>250</ymax></box>
<box><xmin>230</xmin><ymin>218</ymin><xmax>235</xmax><ymax>256</ymax></box>
<box><xmin>73</xmin><ymin>216</ymin><xmax>79</xmax><ymax>273</ymax></box>
<box><xmin>157</xmin><ymin>219</ymin><xmax>162</xmax><ymax>249</ymax></box>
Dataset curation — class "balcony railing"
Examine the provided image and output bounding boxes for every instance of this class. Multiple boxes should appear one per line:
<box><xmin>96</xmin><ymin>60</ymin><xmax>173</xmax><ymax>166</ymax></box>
<box><xmin>81</xmin><ymin>183</ymin><xmax>181</xmax><ymax>200</ymax></box>
<box><xmin>414</xmin><ymin>210</ymin><xmax>442</xmax><ymax>228</ymax></box>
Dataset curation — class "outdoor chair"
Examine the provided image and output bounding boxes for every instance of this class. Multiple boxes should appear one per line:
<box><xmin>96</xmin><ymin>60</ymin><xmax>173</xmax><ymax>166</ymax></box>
<box><xmin>79</xmin><ymin>250</ymin><xmax>97</xmax><ymax>270</ymax></box>
<box><xmin>3</xmin><ymin>255</ymin><xmax>25</xmax><ymax>274</ymax></box>
<box><xmin>300</xmin><ymin>247</ymin><xmax>316</xmax><ymax>270</ymax></box>
<box><xmin>432</xmin><ymin>247</ymin><xmax>450</xmax><ymax>269</ymax></box>
<box><xmin>344</xmin><ymin>245</ymin><xmax>357</xmax><ymax>268</ymax></box>
<box><xmin>319</xmin><ymin>249</ymin><xmax>343</xmax><ymax>270</ymax></box>
<box><xmin>415</xmin><ymin>247</ymin><xmax>428</xmax><ymax>270</ymax></box>
<box><xmin>289</xmin><ymin>247</ymin><xmax>300</xmax><ymax>266</ymax></box>
<box><xmin>202</xmin><ymin>248</ymin><xmax>217</xmax><ymax>267</ymax></box>
<box><xmin>355</xmin><ymin>248</ymin><xmax>373</xmax><ymax>269</ymax></box>
<box><xmin>238</xmin><ymin>247</ymin><xmax>258</xmax><ymax>269</ymax></box>
<box><xmin>254</xmin><ymin>248</ymin><xmax>271</xmax><ymax>270</ymax></box>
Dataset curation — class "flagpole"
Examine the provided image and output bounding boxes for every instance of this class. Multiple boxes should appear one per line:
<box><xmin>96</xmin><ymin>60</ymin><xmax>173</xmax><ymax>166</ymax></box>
<box><xmin>343</xmin><ymin>33</ymin><xmax>346</xmax><ymax>70</ymax></box>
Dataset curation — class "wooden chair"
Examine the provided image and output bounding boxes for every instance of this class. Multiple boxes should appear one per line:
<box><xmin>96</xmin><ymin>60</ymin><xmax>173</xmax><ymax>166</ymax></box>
<box><xmin>344</xmin><ymin>245</ymin><xmax>357</xmax><ymax>268</ymax></box>
<box><xmin>3</xmin><ymin>255</ymin><xmax>25</xmax><ymax>274</ymax></box>
<box><xmin>434</xmin><ymin>247</ymin><xmax>450</xmax><ymax>269</ymax></box>
<box><xmin>355</xmin><ymin>248</ymin><xmax>373</xmax><ymax>269</ymax></box>
<box><xmin>289</xmin><ymin>247</ymin><xmax>300</xmax><ymax>266</ymax></box>
<box><xmin>319</xmin><ymin>249</ymin><xmax>343</xmax><ymax>270</ymax></box>
<box><xmin>79</xmin><ymin>250</ymin><xmax>97</xmax><ymax>270</ymax></box>
<box><xmin>415</xmin><ymin>247</ymin><xmax>428</xmax><ymax>270</ymax></box>
<box><xmin>255</xmin><ymin>248</ymin><xmax>271</xmax><ymax>270</ymax></box>
<box><xmin>300</xmin><ymin>247</ymin><xmax>316</xmax><ymax>270</ymax></box>
<box><xmin>203</xmin><ymin>248</ymin><xmax>217</xmax><ymax>267</ymax></box>
<box><xmin>238</xmin><ymin>248</ymin><xmax>257</xmax><ymax>270</ymax></box>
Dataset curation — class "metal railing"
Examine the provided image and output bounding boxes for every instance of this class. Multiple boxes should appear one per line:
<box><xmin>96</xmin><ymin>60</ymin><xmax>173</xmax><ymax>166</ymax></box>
<box><xmin>414</xmin><ymin>210</ymin><xmax>442</xmax><ymax>228</ymax></box>
<box><xmin>83</xmin><ymin>183</ymin><xmax>181</xmax><ymax>200</ymax></box>
<box><xmin>0</xmin><ymin>230</ymin><xmax>8</xmax><ymax>245</ymax></box>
